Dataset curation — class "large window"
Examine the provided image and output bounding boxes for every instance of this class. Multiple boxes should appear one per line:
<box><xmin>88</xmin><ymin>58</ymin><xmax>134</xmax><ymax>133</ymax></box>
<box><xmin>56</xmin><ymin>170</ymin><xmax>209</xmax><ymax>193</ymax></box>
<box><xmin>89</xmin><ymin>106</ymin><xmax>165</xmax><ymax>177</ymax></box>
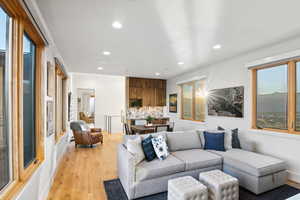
<box><xmin>256</xmin><ymin>65</ymin><xmax>288</xmax><ymax>129</ymax></box>
<box><xmin>0</xmin><ymin>7</ymin><xmax>11</xmax><ymax>191</ymax></box>
<box><xmin>181</xmin><ymin>80</ymin><xmax>206</xmax><ymax>121</ymax></box>
<box><xmin>23</xmin><ymin>34</ymin><xmax>36</xmax><ymax>168</ymax></box>
<box><xmin>252</xmin><ymin>59</ymin><xmax>300</xmax><ymax>134</ymax></box>
<box><xmin>0</xmin><ymin>1</ymin><xmax>46</xmax><ymax>199</ymax></box>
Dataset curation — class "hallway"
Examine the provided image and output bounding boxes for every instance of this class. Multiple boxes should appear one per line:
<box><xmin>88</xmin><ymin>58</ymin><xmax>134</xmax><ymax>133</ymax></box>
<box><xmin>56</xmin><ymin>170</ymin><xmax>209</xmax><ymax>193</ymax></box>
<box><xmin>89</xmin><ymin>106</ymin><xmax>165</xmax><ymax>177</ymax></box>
<box><xmin>47</xmin><ymin>132</ymin><xmax>122</xmax><ymax>200</ymax></box>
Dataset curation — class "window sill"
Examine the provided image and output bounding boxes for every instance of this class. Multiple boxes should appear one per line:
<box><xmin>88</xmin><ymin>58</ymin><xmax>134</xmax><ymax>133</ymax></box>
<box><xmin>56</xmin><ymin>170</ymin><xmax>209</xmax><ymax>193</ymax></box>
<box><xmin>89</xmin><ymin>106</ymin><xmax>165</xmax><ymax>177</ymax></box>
<box><xmin>249</xmin><ymin>128</ymin><xmax>300</xmax><ymax>141</ymax></box>
<box><xmin>179</xmin><ymin>118</ymin><xmax>206</xmax><ymax>124</ymax></box>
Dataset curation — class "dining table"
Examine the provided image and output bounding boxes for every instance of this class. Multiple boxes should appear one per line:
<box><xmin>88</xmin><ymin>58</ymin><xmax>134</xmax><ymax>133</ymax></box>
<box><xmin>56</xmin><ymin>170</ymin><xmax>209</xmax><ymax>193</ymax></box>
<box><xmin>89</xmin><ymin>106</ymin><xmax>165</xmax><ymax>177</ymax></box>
<box><xmin>130</xmin><ymin>124</ymin><xmax>170</xmax><ymax>135</ymax></box>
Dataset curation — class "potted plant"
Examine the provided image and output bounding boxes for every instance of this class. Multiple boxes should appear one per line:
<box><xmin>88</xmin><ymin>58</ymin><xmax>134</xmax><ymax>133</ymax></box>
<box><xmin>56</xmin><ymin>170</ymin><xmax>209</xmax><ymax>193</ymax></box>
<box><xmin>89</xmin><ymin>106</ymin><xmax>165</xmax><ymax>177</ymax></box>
<box><xmin>146</xmin><ymin>116</ymin><xmax>155</xmax><ymax>126</ymax></box>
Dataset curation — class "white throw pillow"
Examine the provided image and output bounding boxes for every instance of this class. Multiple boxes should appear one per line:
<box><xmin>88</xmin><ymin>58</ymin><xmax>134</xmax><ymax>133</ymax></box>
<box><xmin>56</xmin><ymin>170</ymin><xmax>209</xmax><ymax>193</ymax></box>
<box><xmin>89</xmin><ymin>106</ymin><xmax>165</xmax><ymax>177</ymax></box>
<box><xmin>151</xmin><ymin>135</ymin><xmax>169</xmax><ymax>160</ymax></box>
<box><xmin>126</xmin><ymin>136</ymin><xmax>145</xmax><ymax>165</ymax></box>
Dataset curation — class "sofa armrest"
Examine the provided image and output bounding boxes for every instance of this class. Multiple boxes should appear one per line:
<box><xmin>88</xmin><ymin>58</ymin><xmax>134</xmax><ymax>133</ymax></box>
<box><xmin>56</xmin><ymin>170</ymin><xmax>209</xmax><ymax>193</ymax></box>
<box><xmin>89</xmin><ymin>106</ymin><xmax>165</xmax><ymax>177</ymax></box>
<box><xmin>239</xmin><ymin>136</ymin><xmax>255</xmax><ymax>152</ymax></box>
<box><xmin>117</xmin><ymin>144</ymin><xmax>136</xmax><ymax>199</ymax></box>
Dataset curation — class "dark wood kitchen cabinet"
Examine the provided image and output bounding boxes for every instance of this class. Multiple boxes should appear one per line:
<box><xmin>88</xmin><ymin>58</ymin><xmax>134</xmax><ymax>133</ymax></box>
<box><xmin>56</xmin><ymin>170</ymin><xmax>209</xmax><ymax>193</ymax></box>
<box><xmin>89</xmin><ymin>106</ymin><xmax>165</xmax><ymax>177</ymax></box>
<box><xmin>126</xmin><ymin>77</ymin><xmax>166</xmax><ymax>107</ymax></box>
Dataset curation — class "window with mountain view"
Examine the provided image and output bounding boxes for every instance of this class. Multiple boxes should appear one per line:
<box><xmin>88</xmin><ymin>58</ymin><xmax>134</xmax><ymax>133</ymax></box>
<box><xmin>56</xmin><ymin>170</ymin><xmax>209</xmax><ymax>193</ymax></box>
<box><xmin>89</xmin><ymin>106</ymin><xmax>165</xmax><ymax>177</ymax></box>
<box><xmin>253</xmin><ymin>59</ymin><xmax>300</xmax><ymax>134</ymax></box>
<box><xmin>0</xmin><ymin>6</ymin><xmax>11</xmax><ymax>191</ymax></box>
<box><xmin>256</xmin><ymin>65</ymin><xmax>288</xmax><ymax>129</ymax></box>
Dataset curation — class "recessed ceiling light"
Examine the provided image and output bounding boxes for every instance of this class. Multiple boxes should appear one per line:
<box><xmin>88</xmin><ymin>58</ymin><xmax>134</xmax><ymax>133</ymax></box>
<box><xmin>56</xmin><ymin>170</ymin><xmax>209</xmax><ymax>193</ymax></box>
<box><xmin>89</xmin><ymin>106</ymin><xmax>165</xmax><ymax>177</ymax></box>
<box><xmin>97</xmin><ymin>67</ymin><xmax>103</xmax><ymax>70</ymax></box>
<box><xmin>155</xmin><ymin>72</ymin><xmax>160</xmax><ymax>76</ymax></box>
<box><xmin>103</xmin><ymin>51</ymin><xmax>111</xmax><ymax>55</ymax></box>
<box><xmin>213</xmin><ymin>44</ymin><xmax>222</xmax><ymax>50</ymax></box>
<box><xmin>112</xmin><ymin>21</ymin><xmax>123</xmax><ymax>29</ymax></box>
<box><xmin>177</xmin><ymin>62</ymin><xmax>184</xmax><ymax>65</ymax></box>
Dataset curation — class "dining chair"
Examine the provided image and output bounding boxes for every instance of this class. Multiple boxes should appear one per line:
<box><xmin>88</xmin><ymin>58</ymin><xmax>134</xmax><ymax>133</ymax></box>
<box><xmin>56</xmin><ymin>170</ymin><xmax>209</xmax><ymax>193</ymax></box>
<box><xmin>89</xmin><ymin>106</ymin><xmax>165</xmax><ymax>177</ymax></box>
<box><xmin>135</xmin><ymin>119</ymin><xmax>147</xmax><ymax>125</ymax></box>
<box><xmin>155</xmin><ymin>125</ymin><xmax>168</xmax><ymax>132</ymax></box>
<box><xmin>124</xmin><ymin>123</ymin><xmax>132</xmax><ymax>135</ymax></box>
<box><xmin>167</xmin><ymin>122</ymin><xmax>175</xmax><ymax>132</ymax></box>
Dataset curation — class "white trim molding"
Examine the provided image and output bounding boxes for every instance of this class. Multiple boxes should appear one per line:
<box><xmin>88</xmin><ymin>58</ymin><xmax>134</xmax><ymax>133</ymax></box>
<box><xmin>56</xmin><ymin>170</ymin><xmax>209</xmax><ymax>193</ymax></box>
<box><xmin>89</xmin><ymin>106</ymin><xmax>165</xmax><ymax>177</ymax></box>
<box><xmin>246</xmin><ymin>49</ymin><xmax>300</xmax><ymax>69</ymax></box>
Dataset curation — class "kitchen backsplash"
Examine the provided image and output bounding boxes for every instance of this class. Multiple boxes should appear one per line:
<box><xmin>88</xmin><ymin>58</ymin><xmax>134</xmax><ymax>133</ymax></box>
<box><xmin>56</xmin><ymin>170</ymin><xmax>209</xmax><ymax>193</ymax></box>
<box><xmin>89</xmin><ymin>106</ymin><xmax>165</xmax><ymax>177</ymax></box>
<box><xmin>127</xmin><ymin>106</ymin><xmax>167</xmax><ymax>119</ymax></box>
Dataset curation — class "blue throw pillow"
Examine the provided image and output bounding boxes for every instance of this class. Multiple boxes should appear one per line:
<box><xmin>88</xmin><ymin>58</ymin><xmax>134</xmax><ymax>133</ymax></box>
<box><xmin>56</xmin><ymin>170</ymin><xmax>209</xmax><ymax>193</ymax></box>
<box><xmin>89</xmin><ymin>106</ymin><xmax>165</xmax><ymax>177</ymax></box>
<box><xmin>141</xmin><ymin>135</ymin><xmax>157</xmax><ymax>161</ymax></box>
<box><xmin>204</xmin><ymin>131</ymin><xmax>225</xmax><ymax>151</ymax></box>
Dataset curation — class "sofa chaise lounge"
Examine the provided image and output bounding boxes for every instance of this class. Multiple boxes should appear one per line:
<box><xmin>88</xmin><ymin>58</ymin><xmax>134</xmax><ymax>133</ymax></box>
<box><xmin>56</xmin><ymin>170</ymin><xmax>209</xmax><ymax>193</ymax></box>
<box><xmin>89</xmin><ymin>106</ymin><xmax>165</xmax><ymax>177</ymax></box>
<box><xmin>117</xmin><ymin>131</ymin><xmax>287</xmax><ymax>200</ymax></box>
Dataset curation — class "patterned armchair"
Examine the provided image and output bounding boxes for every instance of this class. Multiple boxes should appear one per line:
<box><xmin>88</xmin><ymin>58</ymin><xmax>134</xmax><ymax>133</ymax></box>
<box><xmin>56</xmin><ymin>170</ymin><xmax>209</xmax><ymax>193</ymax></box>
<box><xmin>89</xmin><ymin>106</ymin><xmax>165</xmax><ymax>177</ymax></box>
<box><xmin>70</xmin><ymin>120</ymin><xmax>103</xmax><ymax>147</ymax></box>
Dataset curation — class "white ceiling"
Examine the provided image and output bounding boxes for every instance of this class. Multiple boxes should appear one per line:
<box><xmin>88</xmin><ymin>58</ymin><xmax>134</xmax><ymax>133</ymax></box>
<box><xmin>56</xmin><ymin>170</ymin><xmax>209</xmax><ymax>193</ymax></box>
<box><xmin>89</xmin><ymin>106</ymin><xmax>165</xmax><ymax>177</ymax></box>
<box><xmin>36</xmin><ymin>0</ymin><xmax>300</xmax><ymax>79</ymax></box>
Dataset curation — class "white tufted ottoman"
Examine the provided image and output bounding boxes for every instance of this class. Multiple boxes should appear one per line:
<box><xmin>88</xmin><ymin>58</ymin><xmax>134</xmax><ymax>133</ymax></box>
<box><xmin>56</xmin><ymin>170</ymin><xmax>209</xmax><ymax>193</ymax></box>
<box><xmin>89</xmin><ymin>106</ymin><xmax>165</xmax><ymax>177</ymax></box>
<box><xmin>168</xmin><ymin>176</ymin><xmax>208</xmax><ymax>200</ymax></box>
<box><xmin>199</xmin><ymin>170</ymin><xmax>239</xmax><ymax>200</ymax></box>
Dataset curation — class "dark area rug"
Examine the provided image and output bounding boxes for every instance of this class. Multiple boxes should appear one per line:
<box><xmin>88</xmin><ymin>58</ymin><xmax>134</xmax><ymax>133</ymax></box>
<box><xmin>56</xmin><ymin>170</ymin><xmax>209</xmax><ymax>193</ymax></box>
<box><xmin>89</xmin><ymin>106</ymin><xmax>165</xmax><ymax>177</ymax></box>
<box><xmin>104</xmin><ymin>179</ymin><xmax>300</xmax><ymax>200</ymax></box>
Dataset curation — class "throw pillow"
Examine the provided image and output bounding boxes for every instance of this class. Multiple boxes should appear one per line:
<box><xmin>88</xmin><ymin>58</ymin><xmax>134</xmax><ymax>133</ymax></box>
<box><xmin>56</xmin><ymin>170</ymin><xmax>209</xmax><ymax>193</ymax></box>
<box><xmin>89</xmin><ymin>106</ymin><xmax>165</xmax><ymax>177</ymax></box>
<box><xmin>141</xmin><ymin>135</ymin><xmax>157</xmax><ymax>161</ymax></box>
<box><xmin>217</xmin><ymin>126</ymin><xmax>232</xmax><ymax>150</ymax></box>
<box><xmin>126</xmin><ymin>136</ymin><xmax>145</xmax><ymax>165</ymax></box>
<box><xmin>231</xmin><ymin>128</ymin><xmax>241</xmax><ymax>149</ymax></box>
<box><xmin>218</xmin><ymin>126</ymin><xmax>241</xmax><ymax>149</ymax></box>
<box><xmin>203</xmin><ymin>131</ymin><xmax>225</xmax><ymax>151</ymax></box>
<box><xmin>151</xmin><ymin>135</ymin><xmax>169</xmax><ymax>160</ymax></box>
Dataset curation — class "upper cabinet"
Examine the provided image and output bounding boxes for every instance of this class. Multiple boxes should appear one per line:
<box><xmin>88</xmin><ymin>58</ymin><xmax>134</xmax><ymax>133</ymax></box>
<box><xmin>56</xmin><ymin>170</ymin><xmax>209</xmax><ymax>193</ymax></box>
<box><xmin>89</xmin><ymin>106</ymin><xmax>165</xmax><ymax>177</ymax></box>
<box><xmin>127</xmin><ymin>77</ymin><xmax>166</xmax><ymax>107</ymax></box>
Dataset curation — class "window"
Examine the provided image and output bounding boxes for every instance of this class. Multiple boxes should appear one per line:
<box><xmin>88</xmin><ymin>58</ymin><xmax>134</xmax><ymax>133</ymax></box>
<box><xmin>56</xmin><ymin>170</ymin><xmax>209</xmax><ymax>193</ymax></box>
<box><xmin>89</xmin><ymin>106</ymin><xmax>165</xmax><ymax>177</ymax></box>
<box><xmin>181</xmin><ymin>80</ymin><xmax>206</xmax><ymax>121</ymax></box>
<box><xmin>23</xmin><ymin>33</ymin><xmax>36</xmax><ymax>168</ymax></box>
<box><xmin>252</xmin><ymin>59</ymin><xmax>300</xmax><ymax>134</ymax></box>
<box><xmin>256</xmin><ymin>65</ymin><xmax>288</xmax><ymax>129</ymax></box>
<box><xmin>0</xmin><ymin>6</ymin><xmax>11</xmax><ymax>191</ymax></box>
<box><xmin>182</xmin><ymin>83</ymin><xmax>193</xmax><ymax>119</ymax></box>
<box><xmin>0</xmin><ymin>1</ymin><xmax>46</xmax><ymax>198</ymax></box>
<box><xmin>55</xmin><ymin>59</ymin><xmax>67</xmax><ymax>142</ymax></box>
<box><xmin>296</xmin><ymin>62</ymin><xmax>300</xmax><ymax>131</ymax></box>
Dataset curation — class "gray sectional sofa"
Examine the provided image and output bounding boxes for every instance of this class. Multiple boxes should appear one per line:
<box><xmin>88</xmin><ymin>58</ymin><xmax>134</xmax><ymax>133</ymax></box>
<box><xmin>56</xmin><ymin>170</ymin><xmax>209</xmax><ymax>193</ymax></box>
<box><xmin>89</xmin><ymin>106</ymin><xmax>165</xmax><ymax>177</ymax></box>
<box><xmin>117</xmin><ymin>131</ymin><xmax>287</xmax><ymax>199</ymax></box>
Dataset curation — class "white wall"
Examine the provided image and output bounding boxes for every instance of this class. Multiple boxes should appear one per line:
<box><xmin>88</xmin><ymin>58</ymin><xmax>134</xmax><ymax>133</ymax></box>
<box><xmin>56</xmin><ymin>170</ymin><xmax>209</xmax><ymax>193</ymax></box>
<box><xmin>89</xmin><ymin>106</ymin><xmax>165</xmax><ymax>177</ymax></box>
<box><xmin>71</xmin><ymin>73</ymin><xmax>126</xmax><ymax>133</ymax></box>
<box><xmin>167</xmin><ymin>36</ymin><xmax>300</xmax><ymax>183</ymax></box>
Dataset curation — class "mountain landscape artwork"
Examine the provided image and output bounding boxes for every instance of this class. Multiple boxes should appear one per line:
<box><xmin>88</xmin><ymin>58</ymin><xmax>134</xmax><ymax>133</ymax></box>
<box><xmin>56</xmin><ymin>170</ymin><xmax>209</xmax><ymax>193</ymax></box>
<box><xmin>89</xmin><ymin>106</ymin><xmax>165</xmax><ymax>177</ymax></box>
<box><xmin>208</xmin><ymin>86</ymin><xmax>244</xmax><ymax>118</ymax></box>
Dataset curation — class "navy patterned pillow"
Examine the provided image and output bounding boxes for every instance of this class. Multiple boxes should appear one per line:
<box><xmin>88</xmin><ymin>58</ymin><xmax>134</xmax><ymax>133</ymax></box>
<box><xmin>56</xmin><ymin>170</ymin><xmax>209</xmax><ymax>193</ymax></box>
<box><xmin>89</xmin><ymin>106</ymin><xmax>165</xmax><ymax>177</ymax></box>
<box><xmin>231</xmin><ymin>128</ymin><xmax>241</xmax><ymax>149</ymax></box>
<box><xmin>141</xmin><ymin>135</ymin><xmax>157</xmax><ymax>161</ymax></box>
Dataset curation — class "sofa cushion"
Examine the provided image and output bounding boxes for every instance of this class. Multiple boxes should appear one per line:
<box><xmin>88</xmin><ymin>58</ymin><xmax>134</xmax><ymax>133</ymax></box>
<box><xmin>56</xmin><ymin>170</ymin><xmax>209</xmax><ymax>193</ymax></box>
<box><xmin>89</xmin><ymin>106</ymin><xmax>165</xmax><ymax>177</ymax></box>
<box><xmin>172</xmin><ymin>149</ymin><xmax>222</xmax><ymax>171</ymax></box>
<box><xmin>166</xmin><ymin>131</ymin><xmax>202</xmax><ymax>152</ymax></box>
<box><xmin>136</xmin><ymin>155</ymin><xmax>185</xmax><ymax>182</ymax></box>
<box><xmin>210</xmin><ymin>149</ymin><xmax>286</xmax><ymax>177</ymax></box>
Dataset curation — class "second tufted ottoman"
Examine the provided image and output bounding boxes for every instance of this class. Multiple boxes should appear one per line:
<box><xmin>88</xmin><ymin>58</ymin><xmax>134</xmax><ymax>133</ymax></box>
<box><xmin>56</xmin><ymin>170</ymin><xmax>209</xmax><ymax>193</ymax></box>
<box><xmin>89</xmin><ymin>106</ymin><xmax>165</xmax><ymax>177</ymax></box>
<box><xmin>168</xmin><ymin>176</ymin><xmax>208</xmax><ymax>200</ymax></box>
<box><xmin>199</xmin><ymin>170</ymin><xmax>239</xmax><ymax>200</ymax></box>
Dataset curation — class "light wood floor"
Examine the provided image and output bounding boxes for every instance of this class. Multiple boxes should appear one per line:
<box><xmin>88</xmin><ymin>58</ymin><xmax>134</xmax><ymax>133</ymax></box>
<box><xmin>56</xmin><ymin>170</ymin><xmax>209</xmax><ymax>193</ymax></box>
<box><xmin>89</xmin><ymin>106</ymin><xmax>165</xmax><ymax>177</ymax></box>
<box><xmin>47</xmin><ymin>132</ymin><xmax>123</xmax><ymax>200</ymax></box>
<box><xmin>47</xmin><ymin>132</ymin><xmax>300</xmax><ymax>200</ymax></box>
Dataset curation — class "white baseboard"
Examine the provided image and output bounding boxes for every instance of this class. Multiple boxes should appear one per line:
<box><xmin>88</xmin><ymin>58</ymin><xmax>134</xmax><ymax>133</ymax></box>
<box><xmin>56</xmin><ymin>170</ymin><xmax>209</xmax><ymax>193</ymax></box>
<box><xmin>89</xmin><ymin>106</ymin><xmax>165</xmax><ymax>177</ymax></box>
<box><xmin>288</xmin><ymin>170</ymin><xmax>300</xmax><ymax>183</ymax></box>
